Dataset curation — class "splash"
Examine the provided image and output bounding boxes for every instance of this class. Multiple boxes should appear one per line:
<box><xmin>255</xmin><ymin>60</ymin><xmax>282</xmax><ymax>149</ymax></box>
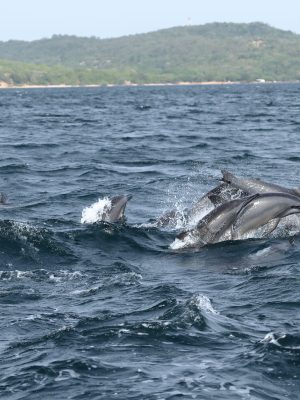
<box><xmin>261</xmin><ymin>332</ymin><xmax>300</xmax><ymax>350</ymax></box>
<box><xmin>192</xmin><ymin>294</ymin><xmax>219</xmax><ymax>314</ymax></box>
<box><xmin>186</xmin><ymin>203</ymin><xmax>213</xmax><ymax>229</ymax></box>
<box><xmin>169</xmin><ymin>232</ymin><xmax>200</xmax><ymax>250</ymax></box>
<box><xmin>81</xmin><ymin>197</ymin><xmax>112</xmax><ymax>224</ymax></box>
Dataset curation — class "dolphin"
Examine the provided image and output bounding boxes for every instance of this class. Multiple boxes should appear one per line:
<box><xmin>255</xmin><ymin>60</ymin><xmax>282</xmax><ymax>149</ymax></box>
<box><xmin>173</xmin><ymin>195</ymin><xmax>257</xmax><ymax>248</ymax></box>
<box><xmin>173</xmin><ymin>193</ymin><xmax>300</xmax><ymax>249</ymax></box>
<box><xmin>186</xmin><ymin>169</ymin><xmax>300</xmax><ymax>226</ymax></box>
<box><xmin>231</xmin><ymin>192</ymin><xmax>300</xmax><ymax>239</ymax></box>
<box><xmin>0</xmin><ymin>193</ymin><xmax>7</xmax><ymax>205</ymax></box>
<box><xmin>103</xmin><ymin>195</ymin><xmax>132</xmax><ymax>223</ymax></box>
<box><xmin>157</xmin><ymin>170</ymin><xmax>300</xmax><ymax>232</ymax></box>
<box><xmin>221</xmin><ymin>170</ymin><xmax>300</xmax><ymax>197</ymax></box>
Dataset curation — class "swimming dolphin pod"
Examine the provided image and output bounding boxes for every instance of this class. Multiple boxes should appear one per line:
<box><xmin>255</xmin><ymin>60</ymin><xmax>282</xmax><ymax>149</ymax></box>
<box><xmin>185</xmin><ymin>170</ymin><xmax>300</xmax><ymax>222</ymax></box>
<box><xmin>172</xmin><ymin>171</ymin><xmax>300</xmax><ymax>249</ymax></box>
<box><xmin>84</xmin><ymin>170</ymin><xmax>300</xmax><ymax>249</ymax></box>
<box><xmin>173</xmin><ymin>192</ymin><xmax>300</xmax><ymax>249</ymax></box>
<box><xmin>176</xmin><ymin>196</ymin><xmax>253</xmax><ymax>246</ymax></box>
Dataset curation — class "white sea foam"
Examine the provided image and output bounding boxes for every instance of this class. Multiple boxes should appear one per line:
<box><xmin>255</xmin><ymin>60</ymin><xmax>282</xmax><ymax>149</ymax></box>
<box><xmin>262</xmin><ymin>332</ymin><xmax>285</xmax><ymax>346</ymax></box>
<box><xmin>48</xmin><ymin>270</ymin><xmax>84</xmax><ymax>282</ymax></box>
<box><xmin>169</xmin><ymin>232</ymin><xmax>200</xmax><ymax>250</ymax></box>
<box><xmin>0</xmin><ymin>269</ymin><xmax>84</xmax><ymax>282</ymax></box>
<box><xmin>261</xmin><ymin>332</ymin><xmax>300</xmax><ymax>349</ymax></box>
<box><xmin>172</xmin><ymin>211</ymin><xmax>188</xmax><ymax>230</ymax></box>
<box><xmin>55</xmin><ymin>369</ymin><xmax>80</xmax><ymax>381</ymax></box>
<box><xmin>186</xmin><ymin>204</ymin><xmax>213</xmax><ymax>229</ymax></box>
<box><xmin>169</xmin><ymin>237</ymin><xmax>187</xmax><ymax>250</ymax></box>
<box><xmin>192</xmin><ymin>294</ymin><xmax>219</xmax><ymax>314</ymax></box>
<box><xmin>80</xmin><ymin>197</ymin><xmax>112</xmax><ymax>224</ymax></box>
<box><xmin>0</xmin><ymin>270</ymin><xmax>34</xmax><ymax>280</ymax></box>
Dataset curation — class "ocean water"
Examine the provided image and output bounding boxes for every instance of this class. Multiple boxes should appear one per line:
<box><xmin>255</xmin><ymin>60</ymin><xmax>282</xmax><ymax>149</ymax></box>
<box><xmin>0</xmin><ymin>83</ymin><xmax>300</xmax><ymax>400</ymax></box>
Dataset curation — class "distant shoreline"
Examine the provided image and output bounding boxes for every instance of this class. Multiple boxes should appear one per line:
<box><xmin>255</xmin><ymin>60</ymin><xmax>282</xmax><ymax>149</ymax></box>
<box><xmin>0</xmin><ymin>81</ymin><xmax>237</xmax><ymax>90</ymax></box>
<box><xmin>0</xmin><ymin>80</ymin><xmax>297</xmax><ymax>90</ymax></box>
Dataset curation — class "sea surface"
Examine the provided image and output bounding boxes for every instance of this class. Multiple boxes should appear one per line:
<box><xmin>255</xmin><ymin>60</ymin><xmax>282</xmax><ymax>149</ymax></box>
<box><xmin>0</xmin><ymin>83</ymin><xmax>300</xmax><ymax>400</ymax></box>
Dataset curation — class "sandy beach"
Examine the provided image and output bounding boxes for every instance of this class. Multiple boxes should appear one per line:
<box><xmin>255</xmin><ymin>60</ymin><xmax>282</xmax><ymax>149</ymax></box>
<box><xmin>0</xmin><ymin>80</ymin><xmax>290</xmax><ymax>90</ymax></box>
<box><xmin>0</xmin><ymin>81</ymin><xmax>240</xmax><ymax>90</ymax></box>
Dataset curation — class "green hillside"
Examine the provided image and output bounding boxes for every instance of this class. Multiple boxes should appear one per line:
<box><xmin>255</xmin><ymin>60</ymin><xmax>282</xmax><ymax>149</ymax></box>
<box><xmin>1</xmin><ymin>22</ymin><xmax>300</xmax><ymax>86</ymax></box>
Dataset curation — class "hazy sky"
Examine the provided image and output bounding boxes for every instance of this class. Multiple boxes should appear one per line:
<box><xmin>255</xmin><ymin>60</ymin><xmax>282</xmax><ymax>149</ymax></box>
<box><xmin>1</xmin><ymin>0</ymin><xmax>299</xmax><ymax>41</ymax></box>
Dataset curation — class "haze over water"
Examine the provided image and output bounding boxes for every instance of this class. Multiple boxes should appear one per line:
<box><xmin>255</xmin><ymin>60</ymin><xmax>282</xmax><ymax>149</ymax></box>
<box><xmin>0</xmin><ymin>83</ymin><xmax>300</xmax><ymax>399</ymax></box>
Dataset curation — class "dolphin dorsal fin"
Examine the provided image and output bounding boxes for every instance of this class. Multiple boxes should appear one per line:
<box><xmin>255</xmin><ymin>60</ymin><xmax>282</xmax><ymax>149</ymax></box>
<box><xmin>0</xmin><ymin>193</ymin><xmax>8</xmax><ymax>205</ymax></box>
<box><xmin>221</xmin><ymin>170</ymin><xmax>234</xmax><ymax>184</ymax></box>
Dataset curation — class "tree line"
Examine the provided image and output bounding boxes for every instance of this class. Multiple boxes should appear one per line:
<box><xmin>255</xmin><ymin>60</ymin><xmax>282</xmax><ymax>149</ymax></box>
<box><xmin>1</xmin><ymin>22</ymin><xmax>300</xmax><ymax>85</ymax></box>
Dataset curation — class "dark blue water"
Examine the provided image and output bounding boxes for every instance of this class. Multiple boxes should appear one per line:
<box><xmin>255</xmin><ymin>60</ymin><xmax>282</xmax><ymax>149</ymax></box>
<box><xmin>0</xmin><ymin>83</ymin><xmax>300</xmax><ymax>400</ymax></box>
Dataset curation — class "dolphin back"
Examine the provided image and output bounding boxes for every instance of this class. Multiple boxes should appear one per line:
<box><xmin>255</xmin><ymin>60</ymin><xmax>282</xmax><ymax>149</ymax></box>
<box><xmin>231</xmin><ymin>193</ymin><xmax>300</xmax><ymax>238</ymax></box>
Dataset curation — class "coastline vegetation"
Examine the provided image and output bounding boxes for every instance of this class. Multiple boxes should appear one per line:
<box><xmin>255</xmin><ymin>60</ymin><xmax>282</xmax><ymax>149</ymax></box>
<box><xmin>1</xmin><ymin>22</ymin><xmax>300</xmax><ymax>86</ymax></box>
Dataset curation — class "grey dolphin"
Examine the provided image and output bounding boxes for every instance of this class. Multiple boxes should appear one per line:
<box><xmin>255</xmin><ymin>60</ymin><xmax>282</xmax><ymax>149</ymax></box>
<box><xmin>0</xmin><ymin>193</ymin><xmax>7</xmax><ymax>205</ymax></box>
<box><xmin>186</xmin><ymin>168</ymin><xmax>300</xmax><ymax>226</ymax></box>
<box><xmin>103</xmin><ymin>195</ymin><xmax>132</xmax><ymax>222</ymax></box>
<box><xmin>222</xmin><ymin>170</ymin><xmax>300</xmax><ymax>197</ymax></box>
<box><xmin>174</xmin><ymin>193</ymin><xmax>300</xmax><ymax>248</ymax></box>
<box><xmin>231</xmin><ymin>192</ymin><xmax>300</xmax><ymax>239</ymax></box>
<box><xmin>175</xmin><ymin>195</ymin><xmax>258</xmax><ymax>248</ymax></box>
<box><xmin>157</xmin><ymin>170</ymin><xmax>300</xmax><ymax>232</ymax></box>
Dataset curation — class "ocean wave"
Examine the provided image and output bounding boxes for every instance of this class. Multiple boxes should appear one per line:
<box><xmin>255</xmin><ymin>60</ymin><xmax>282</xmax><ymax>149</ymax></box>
<box><xmin>0</xmin><ymin>162</ymin><xmax>29</xmax><ymax>172</ymax></box>
<box><xmin>71</xmin><ymin>271</ymin><xmax>142</xmax><ymax>296</ymax></box>
<box><xmin>0</xmin><ymin>220</ymin><xmax>75</xmax><ymax>259</ymax></box>
<box><xmin>1</xmin><ymin>84</ymin><xmax>300</xmax><ymax>399</ymax></box>
<box><xmin>0</xmin><ymin>269</ymin><xmax>84</xmax><ymax>282</ymax></box>
<box><xmin>116</xmin><ymin>294</ymin><xmax>220</xmax><ymax>340</ymax></box>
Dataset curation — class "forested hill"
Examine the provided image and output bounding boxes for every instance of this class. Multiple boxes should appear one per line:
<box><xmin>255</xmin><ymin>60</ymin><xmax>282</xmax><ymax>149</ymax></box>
<box><xmin>1</xmin><ymin>22</ymin><xmax>300</xmax><ymax>86</ymax></box>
